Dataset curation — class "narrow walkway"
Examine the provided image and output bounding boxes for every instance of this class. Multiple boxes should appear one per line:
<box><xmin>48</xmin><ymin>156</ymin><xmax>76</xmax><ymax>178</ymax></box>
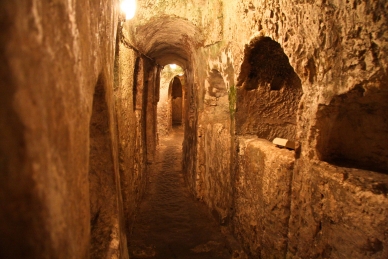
<box><xmin>128</xmin><ymin>127</ymin><xmax>239</xmax><ymax>259</ymax></box>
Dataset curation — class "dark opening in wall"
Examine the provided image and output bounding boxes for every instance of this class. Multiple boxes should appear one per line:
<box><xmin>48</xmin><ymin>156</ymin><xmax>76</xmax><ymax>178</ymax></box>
<box><xmin>316</xmin><ymin>85</ymin><xmax>388</xmax><ymax>174</ymax></box>
<box><xmin>237</xmin><ymin>37</ymin><xmax>296</xmax><ymax>91</ymax></box>
<box><xmin>236</xmin><ymin>36</ymin><xmax>303</xmax><ymax>141</ymax></box>
<box><xmin>171</xmin><ymin>77</ymin><xmax>182</xmax><ymax>99</ymax></box>
<box><xmin>89</xmin><ymin>74</ymin><xmax>118</xmax><ymax>257</ymax></box>
<box><xmin>170</xmin><ymin>77</ymin><xmax>183</xmax><ymax>126</ymax></box>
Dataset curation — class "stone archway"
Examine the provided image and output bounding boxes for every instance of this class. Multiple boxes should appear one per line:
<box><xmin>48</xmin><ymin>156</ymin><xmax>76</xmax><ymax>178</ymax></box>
<box><xmin>157</xmin><ymin>65</ymin><xmax>186</xmax><ymax>136</ymax></box>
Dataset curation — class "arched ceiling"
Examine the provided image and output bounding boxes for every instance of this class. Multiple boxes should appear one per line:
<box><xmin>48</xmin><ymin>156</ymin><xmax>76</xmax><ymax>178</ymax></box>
<box><xmin>130</xmin><ymin>15</ymin><xmax>204</xmax><ymax>68</ymax></box>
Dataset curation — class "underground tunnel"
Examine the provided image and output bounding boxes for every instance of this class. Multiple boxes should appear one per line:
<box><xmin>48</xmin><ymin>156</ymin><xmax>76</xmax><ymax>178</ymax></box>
<box><xmin>0</xmin><ymin>0</ymin><xmax>388</xmax><ymax>258</ymax></box>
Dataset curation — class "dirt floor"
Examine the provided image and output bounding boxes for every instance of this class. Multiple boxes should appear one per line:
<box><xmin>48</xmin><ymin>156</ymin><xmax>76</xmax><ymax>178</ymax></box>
<box><xmin>128</xmin><ymin>127</ymin><xmax>245</xmax><ymax>259</ymax></box>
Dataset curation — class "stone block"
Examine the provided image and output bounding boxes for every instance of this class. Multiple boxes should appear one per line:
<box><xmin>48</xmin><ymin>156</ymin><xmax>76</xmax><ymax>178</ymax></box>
<box><xmin>273</xmin><ymin>137</ymin><xmax>296</xmax><ymax>150</ymax></box>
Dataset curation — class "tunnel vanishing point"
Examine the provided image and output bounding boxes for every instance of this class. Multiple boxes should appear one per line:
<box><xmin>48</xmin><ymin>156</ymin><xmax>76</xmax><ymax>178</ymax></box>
<box><xmin>1</xmin><ymin>0</ymin><xmax>388</xmax><ymax>258</ymax></box>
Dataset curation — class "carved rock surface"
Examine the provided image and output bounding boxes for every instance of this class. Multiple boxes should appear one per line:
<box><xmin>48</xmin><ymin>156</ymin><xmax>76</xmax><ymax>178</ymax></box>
<box><xmin>1</xmin><ymin>0</ymin><xmax>388</xmax><ymax>258</ymax></box>
<box><xmin>235</xmin><ymin>137</ymin><xmax>295</xmax><ymax>258</ymax></box>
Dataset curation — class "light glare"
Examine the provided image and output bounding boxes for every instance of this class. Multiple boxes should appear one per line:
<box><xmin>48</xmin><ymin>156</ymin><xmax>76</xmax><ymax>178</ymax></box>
<box><xmin>170</xmin><ymin>64</ymin><xmax>177</xmax><ymax>69</ymax></box>
<box><xmin>121</xmin><ymin>0</ymin><xmax>136</xmax><ymax>20</ymax></box>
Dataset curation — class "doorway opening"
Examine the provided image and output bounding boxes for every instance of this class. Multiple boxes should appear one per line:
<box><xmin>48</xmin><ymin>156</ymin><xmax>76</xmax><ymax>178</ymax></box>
<box><xmin>157</xmin><ymin>64</ymin><xmax>185</xmax><ymax>136</ymax></box>
<box><xmin>171</xmin><ymin>76</ymin><xmax>183</xmax><ymax>126</ymax></box>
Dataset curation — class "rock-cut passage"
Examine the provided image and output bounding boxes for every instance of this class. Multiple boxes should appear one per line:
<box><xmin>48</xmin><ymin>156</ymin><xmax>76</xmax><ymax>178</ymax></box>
<box><xmin>128</xmin><ymin>128</ymin><xmax>239</xmax><ymax>259</ymax></box>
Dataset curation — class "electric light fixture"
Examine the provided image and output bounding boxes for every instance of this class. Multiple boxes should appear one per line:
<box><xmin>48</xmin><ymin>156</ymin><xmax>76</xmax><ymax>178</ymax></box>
<box><xmin>121</xmin><ymin>0</ymin><xmax>136</xmax><ymax>20</ymax></box>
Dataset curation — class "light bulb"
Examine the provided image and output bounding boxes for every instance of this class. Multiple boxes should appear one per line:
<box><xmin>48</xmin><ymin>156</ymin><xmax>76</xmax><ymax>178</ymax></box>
<box><xmin>121</xmin><ymin>0</ymin><xmax>136</xmax><ymax>20</ymax></box>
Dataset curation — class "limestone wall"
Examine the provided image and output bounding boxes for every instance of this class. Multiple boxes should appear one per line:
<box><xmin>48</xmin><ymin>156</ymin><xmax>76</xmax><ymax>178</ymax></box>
<box><xmin>236</xmin><ymin>37</ymin><xmax>303</xmax><ymax>142</ymax></box>
<box><xmin>133</xmin><ymin>0</ymin><xmax>388</xmax><ymax>257</ymax></box>
<box><xmin>1</xmin><ymin>0</ymin><xmax>387</xmax><ymax>258</ymax></box>
<box><xmin>195</xmin><ymin>66</ymin><xmax>233</xmax><ymax>224</ymax></box>
<box><xmin>235</xmin><ymin>137</ymin><xmax>294</xmax><ymax>258</ymax></box>
<box><xmin>0</xmin><ymin>1</ymin><xmax>154</xmax><ymax>258</ymax></box>
<box><xmin>157</xmin><ymin>73</ymin><xmax>171</xmax><ymax>136</ymax></box>
<box><xmin>114</xmin><ymin>25</ymin><xmax>151</xmax><ymax>250</ymax></box>
<box><xmin>288</xmin><ymin>161</ymin><xmax>388</xmax><ymax>258</ymax></box>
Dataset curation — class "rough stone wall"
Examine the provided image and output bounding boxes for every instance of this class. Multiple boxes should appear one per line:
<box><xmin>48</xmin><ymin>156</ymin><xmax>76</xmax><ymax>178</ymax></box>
<box><xmin>236</xmin><ymin>37</ymin><xmax>303</xmax><ymax>142</ymax></box>
<box><xmin>0</xmin><ymin>1</ymin><xmax>158</xmax><ymax>258</ymax></box>
<box><xmin>235</xmin><ymin>137</ymin><xmax>294</xmax><ymax>258</ymax></box>
<box><xmin>157</xmin><ymin>71</ymin><xmax>172</xmax><ymax>136</ymax></box>
<box><xmin>89</xmin><ymin>73</ymin><xmax>128</xmax><ymax>259</ymax></box>
<box><xmin>182</xmin><ymin>68</ymin><xmax>200</xmax><ymax>196</ymax></box>
<box><xmin>203</xmin><ymin>0</ymin><xmax>388</xmax><ymax>257</ymax></box>
<box><xmin>195</xmin><ymin>65</ymin><xmax>234</xmax><ymax>224</ymax></box>
<box><xmin>2</xmin><ymin>0</ymin><xmax>387</xmax><ymax>258</ymax></box>
<box><xmin>0</xmin><ymin>0</ymin><xmax>125</xmax><ymax>258</ymax></box>
<box><xmin>288</xmin><ymin>161</ymin><xmax>388</xmax><ymax>258</ymax></box>
<box><xmin>134</xmin><ymin>0</ymin><xmax>388</xmax><ymax>258</ymax></box>
<box><xmin>145</xmin><ymin>65</ymin><xmax>159</xmax><ymax>163</ymax></box>
<box><xmin>315</xmin><ymin>85</ymin><xmax>388</xmax><ymax>173</ymax></box>
<box><xmin>114</xmin><ymin>23</ymin><xmax>151</xmax><ymax>250</ymax></box>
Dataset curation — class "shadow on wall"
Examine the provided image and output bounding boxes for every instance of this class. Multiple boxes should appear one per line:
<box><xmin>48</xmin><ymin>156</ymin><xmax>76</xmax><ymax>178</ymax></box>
<box><xmin>316</xmin><ymin>85</ymin><xmax>388</xmax><ymax>174</ymax></box>
<box><xmin>89</xmin><ymin>74</ymin><xmax>119</xmax><ymax>258</ymax></box>
<box><xmin>204</xmin><ymin>69</ymin><xmax>228</xmax><ymax>113</ymax></box>
<box><xmin>236</xmin><ymin>36</ymin><xmax>303</xmax><ymax>141</ymax></box>
<box><xmin>203</xmin><ymin>69</ymin><xmax>229</xmax><ymax>123</ymax></box>
<box><xmin>132</xmin><ymin>58</ymin><xmax>140</xmax><ymax>111</ymax></box>
<box><xmin>207</xmin><ymin>69</ymin><xmax>227</xmax><ymax>99</ymax></box>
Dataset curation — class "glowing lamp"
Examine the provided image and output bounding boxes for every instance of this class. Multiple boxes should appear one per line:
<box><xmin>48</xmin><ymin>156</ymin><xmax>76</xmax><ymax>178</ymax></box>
<box><xmin>121</xmin><ymin>0</ymin><xmax>136</xmax><ymax>20</ymax></box>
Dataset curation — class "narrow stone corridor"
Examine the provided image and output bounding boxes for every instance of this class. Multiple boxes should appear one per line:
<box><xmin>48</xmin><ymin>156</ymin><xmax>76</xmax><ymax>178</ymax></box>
<box><xmin>1</xmin><ymin>1</ymin><xmax>388</xmax><ymax>258</ymax></box>
<box><xmin>128</xmin><ymin>127</ymin><xmax>241</xmax><ymax>259</ymax></box>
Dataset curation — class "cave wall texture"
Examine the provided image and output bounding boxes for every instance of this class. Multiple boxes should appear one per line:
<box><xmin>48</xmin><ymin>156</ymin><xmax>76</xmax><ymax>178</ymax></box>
<box><xmin>0</xmin><ymin>0</ymin><xmax>155</xmax><ymax>258</ymax></box>
<box><xmin>0</xmin><ymin>0</ymin><xmax>387</xmax><ymax>258</ymax></box>
<box><xmin>133</xmin><ymin>0</ymin><xmax>388</xmax><ymax>258</ymax></box>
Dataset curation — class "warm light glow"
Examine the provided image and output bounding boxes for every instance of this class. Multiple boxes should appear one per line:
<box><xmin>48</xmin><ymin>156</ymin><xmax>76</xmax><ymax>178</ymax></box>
<box><xmin>170</xmin><ymin>64</ymin><xmax>177</xmax><ymax>69</ymax></box>
<box><xmin>121</xmin><ymin>0</ymin><xmax>136</xmax><ymax>20</ymax></box>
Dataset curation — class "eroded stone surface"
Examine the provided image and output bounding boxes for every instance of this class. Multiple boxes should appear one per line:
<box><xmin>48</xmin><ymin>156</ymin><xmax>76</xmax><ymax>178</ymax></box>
<box><xmin>1</xmin><ymin>0</ymin><xmax>388</xmax><ymax>258</ymax></box>
<box><xmin>0</xmin><ymin>1</ymin><xmax>127</xmax><ymax>258</ymax></box>
<box><xmin>235</xmin><ymin>137</ymin><xmax>295</xmax><ymax>258</ymax></box>
<box><xmin>288</xmin><ymin>160</ymin><xmax>388</xmax><ymax>258</ymax></box>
